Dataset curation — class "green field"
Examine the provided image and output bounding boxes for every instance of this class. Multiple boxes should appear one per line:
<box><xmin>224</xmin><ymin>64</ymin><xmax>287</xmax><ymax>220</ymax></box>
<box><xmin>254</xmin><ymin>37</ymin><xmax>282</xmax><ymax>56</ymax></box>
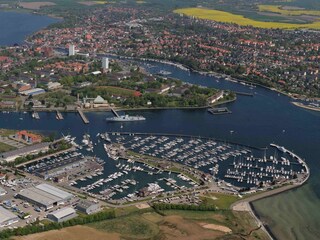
<box><xmin>174</xmin><ymin>7</ymin><xmax>320</xmax><ymax>29</ymax></box>
<box><xmin>89</xmin><ymin>215</ymin><xmax>160</xmax><ymax>239</ymax></box>
<box><xmin>201</xmin><ymin>193</ymin><xmax>239</xmax><ymax>210</ymax></box>
<box><xmin>258</xmin><ymin>5</ymin><xmax>320</xmax><ymax>16</ymax></box>
<box><xmin>0</xmin><ymin>142</ymin><xmax>15</xmax><ymax>153</ymax></box>
<box><xmin>96</xmin><ymin>86</ymin><xmax>140</xmax><ymax>97</ymax></box>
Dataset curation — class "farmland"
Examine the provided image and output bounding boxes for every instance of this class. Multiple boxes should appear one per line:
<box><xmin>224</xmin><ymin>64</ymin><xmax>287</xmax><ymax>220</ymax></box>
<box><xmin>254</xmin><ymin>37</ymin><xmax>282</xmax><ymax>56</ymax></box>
<box><xmin>258</xmin><ymin>5</ymin><xmax>320</xmax><ymax>16</ymax></box>
<box><xmin>174</xmin><ymin>7</ymin><xmax>320</xmax><ymax>29</ymax></box>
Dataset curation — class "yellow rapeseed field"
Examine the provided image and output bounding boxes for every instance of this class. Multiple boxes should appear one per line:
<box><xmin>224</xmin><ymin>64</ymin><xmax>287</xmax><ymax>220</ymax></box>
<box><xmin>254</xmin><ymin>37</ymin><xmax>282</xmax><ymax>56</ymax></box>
<box><xmin>258</xmin><ymin>5</ymin><xmax>320</xmax><ymax>16</ymax></box>
<box><xmin>173</xmin><ymin>8</ymin><xmax>320</xmax><ymax>29</ymax></box>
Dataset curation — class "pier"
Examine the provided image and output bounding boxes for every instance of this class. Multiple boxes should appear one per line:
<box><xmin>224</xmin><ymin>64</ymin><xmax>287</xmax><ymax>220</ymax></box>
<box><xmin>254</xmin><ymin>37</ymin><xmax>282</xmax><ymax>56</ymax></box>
<box><xmin>77</xmin><ymin>109</ymin><xmax>89</xmax><ymax>124</ymax></box>
<box><xmin>56</xmin><ymin>110</ymin><xmax>64</xmax><ymax>120</ymax></box>
<box><xmin>207</xmin><ymin>107</ymin><xmax>232</xmax><ymax>115</ymax></box>
<box><xmin>108</xmin><ymin>131</ymin><xmax>264</xmax><ymax>150</ymax></box>
<box><xmin>110</xmin><ymin>107</ymin><xmax>120</xmax><ymax>117</ymax></box>
<box><xmin>235</xmin><ymin>91</ymin><xmax>254</xmax><ymax>97</ymax></box>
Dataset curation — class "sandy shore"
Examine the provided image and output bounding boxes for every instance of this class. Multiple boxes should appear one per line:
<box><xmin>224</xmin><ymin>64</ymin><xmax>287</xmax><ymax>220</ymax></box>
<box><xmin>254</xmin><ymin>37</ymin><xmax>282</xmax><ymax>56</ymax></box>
<box><xmin>292</xmin><ymin>102</ymin><xmax>320</xmax><ymax>112</ymax></box>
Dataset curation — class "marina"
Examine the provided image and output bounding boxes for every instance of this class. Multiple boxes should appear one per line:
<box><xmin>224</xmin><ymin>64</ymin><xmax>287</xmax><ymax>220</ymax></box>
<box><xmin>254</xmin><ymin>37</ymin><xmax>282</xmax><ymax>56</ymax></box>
<box><xmin>105</xmin><ymin>132</ymin><xmax>308</xmax><ymax>189</ymax></box>
<box><xmin>0</xmin><ymin>56</ymin><xmax>318</xmax><ymax>240</ymax></box>
<box><xmin>18</xmin><ymin>131</ymin><xmax>308</xmax><ymax>205</ymax></box>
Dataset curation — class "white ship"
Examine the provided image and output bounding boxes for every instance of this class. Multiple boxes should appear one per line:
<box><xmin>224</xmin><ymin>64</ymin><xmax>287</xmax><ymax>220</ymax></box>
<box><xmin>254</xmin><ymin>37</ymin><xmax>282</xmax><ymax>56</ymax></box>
<box><xmin>106</xmin><ymin>114</ymin><xmax>146</xmax><ymax>122</ymax></box>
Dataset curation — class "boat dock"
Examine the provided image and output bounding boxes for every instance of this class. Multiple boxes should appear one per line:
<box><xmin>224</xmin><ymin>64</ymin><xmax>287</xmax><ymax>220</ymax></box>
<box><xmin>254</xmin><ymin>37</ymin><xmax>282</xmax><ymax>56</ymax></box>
<box><xmin>207</xmin><ymin>107</ymin><xmax>232</xmax><ymax>115</ymax></box>
<box><xmin>56</xmin><ymin>110</ymin><xmax>64</xmax><ymax>120</ymax></box>
<box><xmin>110</xmin><ymin>107</ymin><xmax>120</xmax><ymax>117</ymax></box>
<box><xmin>77</xmin><ymin>109</ymin><xmax>89</xmax><ymax>124</ymax></box>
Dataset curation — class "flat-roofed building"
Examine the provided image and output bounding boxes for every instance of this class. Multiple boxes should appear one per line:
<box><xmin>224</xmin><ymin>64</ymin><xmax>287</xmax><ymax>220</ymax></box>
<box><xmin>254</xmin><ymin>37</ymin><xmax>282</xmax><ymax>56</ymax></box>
<box><xmin>17</xmin><ymin>187</ymin><xmax>61</xmax><ymax>210</ymax></box>
<box><xmin>76</xmin><ymin>200</ymin><xmax>100</xmax><ymax>215</ymax></box>
<box><xmin>0</xmin><ymin>206</ymin><xmax>19</xmax><ymax>227</ymax></box>
<box><xmin>20</xmin><ymin>88</ymin><xmax>45</xmax><ymax>96</ymax></box>
<box><xmin>17</xmin><ymin>184</ymin><xmax>73</xmax><ymax>210</ymax></box>
<box><xmin>35</xmin><ymin>183</ymin><xmax>73</xmax><ymax>202</ymax></box>
<box><xmin>47</xmin><ymin>207</ymin><xmax>77</xmax><ymax>223</ymax></box>
<box><xmin>0</xmin><ymin>142</ymin><xmax>50</xmax><ymax>162</ymax></box>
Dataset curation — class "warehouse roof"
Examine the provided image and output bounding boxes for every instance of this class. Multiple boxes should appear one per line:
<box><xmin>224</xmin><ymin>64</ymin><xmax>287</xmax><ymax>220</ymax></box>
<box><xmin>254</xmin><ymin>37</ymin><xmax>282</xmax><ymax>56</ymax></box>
<box><xmin>36</xmin><ymin>183</ymin><xmax>73</xmax><ymax>200</ymax></box>
<box><xmin>49</xmin><ymin>207</ymin><xmax>76</xmax><ymax>219</ymax></box>
<box><xmin>18</xmin><ymin>187</ymin><xmax>61</xmax><ymax>206</ymax></box>
<box><xmin>77</xmin><ymin>200</ymin><xmax>98</xmax><ymax>209</ymax></box>
<box><xmin>0</xmin><ymin>206</ymin><xmax>18</xmax><ymax>224</ymax></box>
<box><xmin>0</xmin><ymin>142</ymin><xmax>50</xmax><ymax>159</ymax></box>
<box><xmin>20</xmin><ymin>88</ymin><xmax>45</xmax><ymax>96</ymax></box>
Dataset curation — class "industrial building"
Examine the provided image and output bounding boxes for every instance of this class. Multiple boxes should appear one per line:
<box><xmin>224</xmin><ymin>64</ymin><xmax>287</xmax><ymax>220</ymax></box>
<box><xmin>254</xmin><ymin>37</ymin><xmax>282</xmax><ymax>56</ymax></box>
<box><xmin>76</xmin><ymin>200</ymin><xmax>100</xmax><ymax>215</ymax></box>
<box><xmin>0</xmin><ymin>206</ymin><xmax>19</xmax><ymax>227</ymax></box>
<box><xmin>17</xmin><ymin>184</ymin><xmax>73</xmax><ymax>210</ymax></box>
<box><xmin>20</xmin><ymin>88</ymin><xmax>46</xmax><ymax>96</ymax></box>
<box><xmin>47</xmin><ymin>207</ymin><xmax>77</xmax><ymax>223</ymax></box>
<box><xmin>0</xmin><ymin>142</ymin><xmax>50</xmax><ymax>162</ymax></box>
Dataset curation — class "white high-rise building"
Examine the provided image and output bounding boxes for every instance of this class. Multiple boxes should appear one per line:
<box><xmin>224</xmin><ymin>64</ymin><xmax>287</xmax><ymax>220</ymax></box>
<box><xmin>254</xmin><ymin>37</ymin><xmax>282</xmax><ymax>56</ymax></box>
<box><xmin>102</xmin><ymin>57</ymin><xmax>109</xmax><ymax>70</ymax></box>
<box><xmin>69</xmin><ymin>44</ymin><xmax>75</xmax><ymax>56</ymax></box>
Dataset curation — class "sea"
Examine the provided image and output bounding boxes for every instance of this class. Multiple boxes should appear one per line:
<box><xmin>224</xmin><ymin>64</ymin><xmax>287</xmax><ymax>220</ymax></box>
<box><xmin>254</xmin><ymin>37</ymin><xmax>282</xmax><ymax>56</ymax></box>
<box><xmin>0</xmin><ymin>11</ymin><xmax>319</xmax><ymax>240</ymax></box>
<box><xmin>0</xmin><ymin>11</ymin><xmax>58</xmax><ymax>46</ymax></box>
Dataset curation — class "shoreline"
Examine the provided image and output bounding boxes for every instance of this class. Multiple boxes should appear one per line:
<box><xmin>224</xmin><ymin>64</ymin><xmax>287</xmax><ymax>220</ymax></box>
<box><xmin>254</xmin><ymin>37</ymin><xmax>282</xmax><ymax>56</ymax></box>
<box><xmin>0</xmin><ymin>97</ymin><xmax>237</xmax><ymax>113</ymax></box>
<box><xmin>231</xmin><ymin>163</ymin><xmax>310</xmax><ymax>240</ymax></box>
<box><xmin>0</xmin><ymin>12</ymin><xmax>315</xmax><ymax>239</ymax></box>
<box><xmin>291</xmin><ymin>101</ymin><xmax>320</xmax><ymax>112</ymax></box>
<box><xmin>103</xmin><ymin>53</ymin><xmax>319</xmax><ymax>101</ymax></box>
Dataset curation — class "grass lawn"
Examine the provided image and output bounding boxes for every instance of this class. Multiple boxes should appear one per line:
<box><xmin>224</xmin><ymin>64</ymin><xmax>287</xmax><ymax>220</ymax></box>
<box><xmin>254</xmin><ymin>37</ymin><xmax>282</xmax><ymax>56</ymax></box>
<box><xmin>201</xmin><ymin>192</ymin><xmax>239</xmax><ymax>210</ymax></box>
<box><xmin>96</xmin><ymin>86</ymin><xmax>140</xmax><ymax>97</ymax></box>
<box><xmin>88</xmin><ymin>215</ymin><xmax>160</xmax><ymax>239</ymax></box>
<box><xmin>0</xmin><ymin>129</ymin><xmax>16</xmax><ymax>137</ymax></box>
<box><xmin>174</xmin><ymin>8</ymin><xmax>320</xmax><ymax>29</ymax></box>
<box><xmin>0</xmin><ymin>142</ymin><xmax>16</xmax><ymax>153</ymax></box>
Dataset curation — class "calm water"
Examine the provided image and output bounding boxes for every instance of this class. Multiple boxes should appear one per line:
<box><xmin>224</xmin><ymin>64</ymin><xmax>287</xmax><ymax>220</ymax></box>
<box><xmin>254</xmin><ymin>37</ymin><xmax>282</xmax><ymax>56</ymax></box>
<box><xmin>0</xmin><ymin>11</ymin><xmax>58</xmax><ymax>46</ymax></box>
<box><xmin>0</xmin><ymin>61</ymin><xmax>319</xmax><ymax>238</ymax></box>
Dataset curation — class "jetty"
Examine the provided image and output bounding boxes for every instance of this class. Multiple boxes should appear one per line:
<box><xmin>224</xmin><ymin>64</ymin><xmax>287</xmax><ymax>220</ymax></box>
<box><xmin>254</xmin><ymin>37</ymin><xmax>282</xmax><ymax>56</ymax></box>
<box><xmin>207</xmin><ymin>107</ymin><xmax>232</xmax><ymax>115</ymax></box>
<box><xmin>110</xmin><ymin>107</ymin><xmax>120</xmax><ymax>117</ymax></box>
<box><xmin>56</xmin><ymin>110</ymin><xmax>64</xmax><ymax>120</ymax></box>
<box><xmin>77</xmin><ymin>109</ymin><xmax>89</xmax><ymax>124</ymax></box>
<box><xmin>235</xmin><ymin>91</ymin><xmax>254</xmax><ymax>97</ymax></box>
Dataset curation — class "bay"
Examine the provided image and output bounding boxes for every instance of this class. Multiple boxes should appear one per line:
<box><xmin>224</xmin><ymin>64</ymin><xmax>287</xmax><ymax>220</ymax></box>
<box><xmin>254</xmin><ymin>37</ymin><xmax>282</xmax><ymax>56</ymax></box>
<box><xmin>138</xmin><ymin>61</ymin><xmax>320</xmax><ymax>240</ymax></box>
<box><xmin>0</xmin><ymin>11</ymin><xmax>58</xmax><ymax>46</ymax></box>
<box><xmin>0</xmin><ymin>38</ymin><xmax>319</xmax><ymax>239</ymax></box>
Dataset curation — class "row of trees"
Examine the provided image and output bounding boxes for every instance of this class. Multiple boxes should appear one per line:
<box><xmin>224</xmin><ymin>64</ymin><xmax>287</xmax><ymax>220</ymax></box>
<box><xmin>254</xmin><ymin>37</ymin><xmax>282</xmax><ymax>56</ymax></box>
<box><xmin>0</xmin><ymin>210</ymin><xmax>116</xmax><ymax>239</ymax></box>
<box><xmin>153</xmin><ymin>203</ymin><xmax>216</xmax><ymax>211</ymax></box>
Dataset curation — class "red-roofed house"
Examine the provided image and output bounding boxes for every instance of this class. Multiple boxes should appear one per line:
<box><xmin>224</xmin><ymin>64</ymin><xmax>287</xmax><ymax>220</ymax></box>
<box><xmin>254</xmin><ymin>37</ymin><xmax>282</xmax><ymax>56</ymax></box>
<box><xmin>15</xmin><ymin>131</ymin><xmax>42</xmax><ymax>144</ymax></box>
